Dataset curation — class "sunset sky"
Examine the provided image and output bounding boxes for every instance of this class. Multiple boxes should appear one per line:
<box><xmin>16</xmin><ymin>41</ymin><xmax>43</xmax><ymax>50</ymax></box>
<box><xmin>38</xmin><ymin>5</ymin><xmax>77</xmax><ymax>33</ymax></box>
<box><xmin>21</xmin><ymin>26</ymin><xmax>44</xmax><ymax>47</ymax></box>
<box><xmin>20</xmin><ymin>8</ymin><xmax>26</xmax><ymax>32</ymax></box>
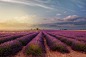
<box><xmin>0</xmin><ymin>0</ymin><xmax>86</xmax><ymax>30</ymax></box>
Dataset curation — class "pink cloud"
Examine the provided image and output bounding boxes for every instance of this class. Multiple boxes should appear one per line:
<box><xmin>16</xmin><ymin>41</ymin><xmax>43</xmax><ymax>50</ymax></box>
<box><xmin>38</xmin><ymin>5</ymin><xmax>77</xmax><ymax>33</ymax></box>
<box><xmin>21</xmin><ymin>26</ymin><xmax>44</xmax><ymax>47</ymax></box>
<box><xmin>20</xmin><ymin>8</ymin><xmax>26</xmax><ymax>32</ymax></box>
<box><xmin>64</xmin><ymin>11</ymin><xmax>66</xmax><ymax>13</ymax></box>
<box><xmin>63</xmin><ymin>15</ymin><xmax>81</xmax><ymax>21</ymax></box>
<box><xmin>57</xmin><ymin>14</ymin><xmax>61</xmax><ymax>16</ymax></box>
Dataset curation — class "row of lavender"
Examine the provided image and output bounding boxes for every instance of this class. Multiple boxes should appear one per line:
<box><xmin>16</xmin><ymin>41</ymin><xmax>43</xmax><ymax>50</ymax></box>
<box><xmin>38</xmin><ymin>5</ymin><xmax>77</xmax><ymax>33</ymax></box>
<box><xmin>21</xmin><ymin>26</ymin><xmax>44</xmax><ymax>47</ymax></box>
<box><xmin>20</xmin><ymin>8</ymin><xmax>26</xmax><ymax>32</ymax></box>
<box><xmin>0</xmin><ymin>32</ymin><xmax>38</xmax><ymax>56</ymax></box>
<box><xmin>47</xmin><ymin>31</ymin><xmax>86</xmax><ymax>52</ymax></box>
<box><xmin>50</xmin><ymin>31</ymin><xmax>86</xmax><ymax>39</ymax></box>
<box><xmin>0</xmin><ymin>32</ymin><xmax>17</xmax><ymax>37</ymax></box>
<box><xmin>0</xmin><ymin>32</ymin><xmax>32</xmax><ymax>37</ymax></box>
<box><xmin>55</xmin><ymin>31</ymin><xmax>86</xmax><ymax>42</ymax></box>
<box><xmin>43</xmin><ymin>32</ymin><xmax>69</xmax><ymax>53</ymax></box>
<box><xmin>23</xmin><ymin>32</ymin><xmax>46</xmax><ymax>56</ymax></box>
<box><xmin>0</xmin><ymin>32</ymin><xmax>33</xmax><ymax>44</ymax></box>
<box><xmin>47</xmin><ymin>31</ymin><xmax>86</xmax><ymax>43</ymax></box>
<box><xmin>39</xmin><ymin>30</ymin><xmax>86</xmax><ymax>38</ymax></box>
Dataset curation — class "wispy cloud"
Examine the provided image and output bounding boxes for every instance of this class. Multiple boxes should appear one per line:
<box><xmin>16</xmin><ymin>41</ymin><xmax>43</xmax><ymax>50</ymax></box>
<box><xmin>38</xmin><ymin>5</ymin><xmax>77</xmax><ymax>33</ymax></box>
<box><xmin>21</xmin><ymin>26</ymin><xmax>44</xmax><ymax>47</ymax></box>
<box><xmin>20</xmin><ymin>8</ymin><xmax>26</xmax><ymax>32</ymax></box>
<box><xmin>0</xmin><ymin>19</ymin><xmax>31</xmax><ymax>28</ymax></box>
<box><xmin>20</xmin><ymin>15</ymin><xmax>37</xmax><ymax>19</ymax></box>
<box><xmin>0</xmin><ymin>0</ymin><xmax>53</xmax><ymax>9</ymax></box>
<box><xmin>46</xmin><ymin>11</ymin><xmax>51</xmax><ymax>12</ymax></box>
<box><xmin>67</xmin><ymin>9</ymin><xmax>76</xmax><ymax>12</ymax></box>
<box><xmin>72</xmin><ymin>0</ymin><xmax>85</xmax><ymax>8</ymax></box>
<box><xmin>76</xmin><ymin>4</ymin><xmax>84</xmax><ymax>8</ymax></box>
<box><xmin>76</xmin><ymin>1</ymin><xmax>85</xmax><ymax>5</ymax></box>
<box><xmin>14</xmin><ymin>15</ymin><xmax>37</xmax><ymax>23</ymax></box>
<box><xmin>57</xmin><ymin>13</ymin><xmax>61</xmax><ymax>16</ymax></box>
<box><xmin>43</xmin><ymin>18</ymin><xmax>50</xmax><ymax>20</ymax></box>
<box><xmin>0</xmin><ymin>15</ymin><xmax>38</xmax><ymax>28</ymax></box>
<box><xmin>64</xmin><ymin>11</ymin><xmax>66</xmax><ymax>13</ymax></box>
<box><xmin>43</xmin><ymin>15</ymin><xmax>81</xmax><ymax>22</ymax></box>
<box><xmin>81</xmin><ymin>10</ymin><xmax>86</xmax><ymax>11</ymax></box>
<box><xmin>36</xmin><ymin>19</ymin><xmax>86</xmax><ymax>29</ymax></box>
<box><xmin>34</xmin><ymin>0</ymin><xmax>51</xmax><ymax>3</ymax></box>
<box><xmin>51</xmin><ymin>18</ymin><xmax>63</xmax><ymax>21</ymax></box>
<box><xmin>72</xmin><ymin>0</ymin><xmax>85</xmax><ymax>5</ymax></box>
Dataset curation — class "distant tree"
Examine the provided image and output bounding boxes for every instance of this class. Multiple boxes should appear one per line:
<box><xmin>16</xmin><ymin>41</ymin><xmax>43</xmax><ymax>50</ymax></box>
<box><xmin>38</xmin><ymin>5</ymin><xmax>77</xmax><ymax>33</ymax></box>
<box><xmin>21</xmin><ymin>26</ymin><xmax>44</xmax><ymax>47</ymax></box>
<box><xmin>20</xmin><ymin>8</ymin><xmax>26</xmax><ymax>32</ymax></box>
<box><xmin>36</xmin><ymin>28</ymin><xmax>39</xmax><ymax>30</ymax></box>
<box><xmin>64</xmin><ymin>29</ymin><xmax>67</xmax><ymax>30</ymax></box>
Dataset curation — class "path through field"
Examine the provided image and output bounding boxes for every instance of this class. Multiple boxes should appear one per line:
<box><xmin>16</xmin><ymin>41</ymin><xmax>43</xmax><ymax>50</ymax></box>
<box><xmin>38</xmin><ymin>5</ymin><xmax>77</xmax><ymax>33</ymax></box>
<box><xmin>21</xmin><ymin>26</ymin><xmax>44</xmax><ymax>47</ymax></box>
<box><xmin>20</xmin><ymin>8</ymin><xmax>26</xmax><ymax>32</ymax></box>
<box><xmin>43</xmin><ymin>37</ymin><xmax>54</xmax><ymax>57</ymax></box>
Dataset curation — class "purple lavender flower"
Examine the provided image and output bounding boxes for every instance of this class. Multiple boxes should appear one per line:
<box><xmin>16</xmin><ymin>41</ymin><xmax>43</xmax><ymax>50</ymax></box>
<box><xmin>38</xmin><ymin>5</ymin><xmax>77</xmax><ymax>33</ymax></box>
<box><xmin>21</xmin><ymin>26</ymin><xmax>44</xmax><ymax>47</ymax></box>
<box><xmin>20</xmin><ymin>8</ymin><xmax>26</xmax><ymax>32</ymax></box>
<box><xmin>48</xmin><ymin>31</ymin><xmax>86</xmax><ymax>52</ymax></box>
<box><xmin>23</xmin><ymin>32</ymin><xmax>46</xmax><ymax>56</ymax></box>
<box><xmin>0</xmin><ymin>40</ymin><xmax>23</xmax><ymax>56</ymax></box>
<box><xmin>43</xmin><ymin>32</ymin><xmax>69</xmax><ymax>53</ymax></box>
<box><xmin>0</xmin><ymin>32</ymin><xmax>32</xmax><ymax>44</ymax></box>
<box><xmin>16</xmin><ymin>33</ymin><xmax>38</xmax><ymax>46</ymax></box>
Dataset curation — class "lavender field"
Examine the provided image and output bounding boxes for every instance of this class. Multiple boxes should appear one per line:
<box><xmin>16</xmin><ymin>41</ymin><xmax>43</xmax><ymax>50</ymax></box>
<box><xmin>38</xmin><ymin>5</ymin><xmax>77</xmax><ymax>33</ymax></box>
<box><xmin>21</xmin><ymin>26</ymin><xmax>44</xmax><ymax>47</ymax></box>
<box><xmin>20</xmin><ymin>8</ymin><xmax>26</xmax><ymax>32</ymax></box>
<box><xmin>0</xmin><ymin>30</ymin><xmax>86</xmax><ymax>57</ymax></box>
<box><xmin>1</xmin><ymin>0</ymin><xmax>86</xmax><ymax>57</ymax></box>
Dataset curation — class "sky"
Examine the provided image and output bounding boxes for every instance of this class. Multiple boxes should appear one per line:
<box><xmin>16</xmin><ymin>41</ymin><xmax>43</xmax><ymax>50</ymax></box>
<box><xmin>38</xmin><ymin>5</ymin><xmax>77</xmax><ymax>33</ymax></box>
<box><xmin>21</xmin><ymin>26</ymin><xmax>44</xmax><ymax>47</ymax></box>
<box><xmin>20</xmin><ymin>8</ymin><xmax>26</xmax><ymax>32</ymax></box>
<box><xmin>0</xmin><ymin>0</ymin><xmax>86</xmax><ymax>30</ymax></box>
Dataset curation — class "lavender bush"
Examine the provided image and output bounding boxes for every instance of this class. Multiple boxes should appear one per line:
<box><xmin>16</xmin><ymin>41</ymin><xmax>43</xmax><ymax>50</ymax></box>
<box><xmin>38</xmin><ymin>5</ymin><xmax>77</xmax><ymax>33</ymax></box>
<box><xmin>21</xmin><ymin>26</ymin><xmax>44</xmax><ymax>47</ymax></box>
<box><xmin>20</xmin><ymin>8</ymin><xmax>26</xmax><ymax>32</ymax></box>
<box><xmin>16</xmin><ymin>33</ymin><xmax>38</xmax><ymax>46</ymax></box>
<box><xmin>0</xmin><ymin>40</ymin><xmax>23</xmax><ymax>56</ymax></box>
<box><xmin>43</xmin><ymin>32</ymin><xmax>69</xmax><ymax>53</ymax></box>
<box><xmin>23</xmin><ymin>32</ymin><xmax>46</xmax><ymax>56</ymax></box>
<box><xmin>0</xmin><ymin>32</ymin><xmax>32</xmax><ymax>44</ymax></box>
<box><xmin>49</xmin><ymin>33</ymin><xmax>86</xmax><ymax>52</ymax></box>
